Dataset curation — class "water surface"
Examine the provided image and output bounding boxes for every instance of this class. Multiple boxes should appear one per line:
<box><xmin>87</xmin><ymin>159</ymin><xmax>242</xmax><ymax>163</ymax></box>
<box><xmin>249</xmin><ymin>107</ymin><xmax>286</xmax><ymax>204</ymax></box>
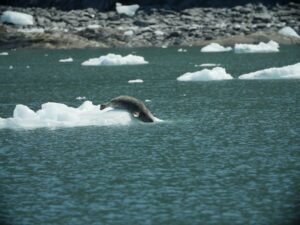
<box><xmin>1</xmin><ymin>46</ymin><xmax>300</xmax><ymax>225</ymax></box>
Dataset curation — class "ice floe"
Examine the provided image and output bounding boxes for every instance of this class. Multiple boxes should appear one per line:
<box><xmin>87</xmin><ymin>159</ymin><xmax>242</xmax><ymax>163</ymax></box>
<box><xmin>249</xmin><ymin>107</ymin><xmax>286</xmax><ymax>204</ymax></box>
<box><xmin>1</xmin><ymin>11</ymin><xmax>34</xmax><ymax>26</ymax></box>
<box><xmin>81</xmin><ymin>53</ymin><xmax>148</xmax><ymax>66</ymax></box>
<box><xmin>195</xmin><ymin>63</ymin><xmax>221</xmax><ymax>67</ymax></box>
<box><xmin>201</xmin><ymin>43</ymin><xmax>232</xmax><ymax>52</ymax></box>
<box><xmin>128</xmin><ymin>79</ymin><xmax>144</xmax><ymax>83</ymax></box>
<box><xmin>59</xmin><ymin>57</ymin><xmax>74</xmax><ymax>63</ymax></box>
<box><xmin>177</xmin><ymin>67</ymin><xmax>233</xmax><ymax>81</ymax></box>
<box><xmin>116</xmin><ymin>3</ymin><xmax>139</xmax><ymax>17</ymax></box>
<box><xmin>178</xmin><ymin>48</ymin><xmax>187</xmax><ymax>52</ymax></box>
<box><xmin>0</xmin><ymin>52</ymin><xmax>8</xmax><ymax>56</ymax></box>
<box><xmin>0</xmin><ymin>101</ymin><xmax>133</xmax><ymax>130</ymax></box>
<box><xmin>234</xmin><ymin>40</ymin><xmax>279</xmax><ymax>53</ymax></box>
<box><xmin>278</xmin><ymin>26</ymin><xmax>300</xmax><ymax>38</ymax></box>
<box><xmin>239</xmin><ymin>63</ymin><xmax>300</xmax><ymax>80</ymax></box>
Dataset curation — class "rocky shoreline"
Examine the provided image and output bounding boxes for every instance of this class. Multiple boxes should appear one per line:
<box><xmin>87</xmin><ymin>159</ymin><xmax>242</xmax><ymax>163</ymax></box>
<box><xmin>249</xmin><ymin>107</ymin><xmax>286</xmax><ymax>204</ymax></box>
<box><xmin>1</xmin><ymin>2</ymin><xmax>300</xmax><ymax>49</ymax></box>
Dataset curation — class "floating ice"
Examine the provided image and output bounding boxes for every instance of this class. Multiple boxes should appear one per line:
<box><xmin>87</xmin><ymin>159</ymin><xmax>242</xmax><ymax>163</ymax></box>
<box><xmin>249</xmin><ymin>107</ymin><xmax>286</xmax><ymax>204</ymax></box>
<box><xmin>201</xmin><ymin>43</ymin><xmax>232</xmax><ymax>52</ymax></box>
<box><xmin>0</xmin><ymin>101</ymin><xmax>134</xmax><ymax>130</ymax></box>
<box><xmin>234</xmin><ymin>40</ymin><xmax>279</xmax><ymax>53</ymax></box>
<box><xmin>81</xmin><ymin>54</ymin><xmax>148</xmax><ymax>66</ymax></box>
<box><xmin>128</xmin><ymin>79</ymin><xmax>144</xmax><ymax>83</ymax></box>
<box><xmin>9</xmin><ymin>65</ymin><xmax>13</xmax><ymax>69</ymax></box>
<box><xmin>0</xmin><ymin>52</ymin><xmax>8</xmax><ymax>56</ymax></box>
<box><xmin>59</xmin><ymin>57</ymin><xmax>73</xmax><ymax>63</ymax></box>
<box><xmin>76</xmin><ymin>96</ymin><xmax>87</xmax><ymax>100</ymax></box>
<box><xmin>1</xmin><ymin>11</ymin><xmax>34</xmax><ymax>26</ymax></box>
<box><xmin>177</xmin><ymin>67</ymin><xmax>233</xmax><ymax>81</ymax></box>
<box><xmin>239</xmin><ymin>63</ymin><xmax>300</xmax><ymax>80</ymax></box>
<box><xmin>178</xmin><ymin>48</ymin><xmax>187</xmax><ymax>52</ymax></box>
<box><xmin>278</xmin><ymin>26</ymin><xmax>300</xmax><ymax>38</ymax></box>
<box><xmin>116</xmin><ymin>3</ymin><xmax>139</xmax><ymax>17</ymax></box>
<box><xmin>195</xmin><ymin>63</ymin><xmax>221</xmax><ymax>67</ymax></box>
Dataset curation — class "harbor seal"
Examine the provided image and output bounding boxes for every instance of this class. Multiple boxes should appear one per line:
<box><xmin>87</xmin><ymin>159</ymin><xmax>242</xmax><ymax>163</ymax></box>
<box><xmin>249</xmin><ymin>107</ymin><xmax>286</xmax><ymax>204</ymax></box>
<box><xmin>100</xmin><ymin>95</ymin><xmax>156</xmax><ymax>122</ymax></box>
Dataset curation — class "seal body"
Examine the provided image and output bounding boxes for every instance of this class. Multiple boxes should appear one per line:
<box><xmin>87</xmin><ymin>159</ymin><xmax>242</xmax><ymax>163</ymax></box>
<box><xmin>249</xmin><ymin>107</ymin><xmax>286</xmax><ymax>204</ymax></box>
<box><xmin>100</xmin><ymin>96</ymin><xmax>156</xmax><ymax>122</ymax></box>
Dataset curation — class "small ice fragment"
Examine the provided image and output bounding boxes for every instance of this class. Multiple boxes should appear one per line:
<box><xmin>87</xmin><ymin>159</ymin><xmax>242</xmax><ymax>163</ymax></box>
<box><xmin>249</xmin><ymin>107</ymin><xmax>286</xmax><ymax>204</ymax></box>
<box><xmin>238</xmin><ymin>62</ymin><xmax>300</xmax><ymax>79</ymax></box>
<box><xmin>234</xmin><ymin>40</ymin><xmax>279</xmax><ymax>53</ymax></box>
<box><xmin>128</xmin><ymin>79</ymin><xmax>144</xmax><ymax>83</ymax></box>
<box><xmin>59</xmin><ymin>57</ymin><xmax>73</xmax><ymax>63</ymax></box>
<box><xmin>177</xmin><ymin>67</ymin><xmax>233</xmax><ymax>81</ymax></box>
<box><xmin>201</xmin><ymin>43</ymin><xmax>232</xmax><ymax>52</ymax></box>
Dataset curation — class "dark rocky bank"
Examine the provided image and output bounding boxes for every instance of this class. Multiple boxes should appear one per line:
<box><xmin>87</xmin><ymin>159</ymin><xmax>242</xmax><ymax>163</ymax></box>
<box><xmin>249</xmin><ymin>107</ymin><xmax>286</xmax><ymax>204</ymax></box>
<box><xmin>0</xmin><ymin>0</ymin><xmax>292</xmax><ymax>11</ymax></box>
<box><xmin>0</xmin><ymin>2</ymin><xmax>300</xmax><ymax>49</ymax></box>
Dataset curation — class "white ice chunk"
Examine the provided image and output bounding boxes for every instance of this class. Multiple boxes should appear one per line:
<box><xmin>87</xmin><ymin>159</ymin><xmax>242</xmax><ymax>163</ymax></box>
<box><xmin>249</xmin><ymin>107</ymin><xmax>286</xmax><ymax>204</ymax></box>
<box><xmin>196</xmin><ymin>63</ymin><xmax>221</xmax><ymax>67</ymax></box>
<box><xmin>0</xmin><ymin>101</ymin><xmax>133</xmax><ymax>130</ymax></box>
<box><xmin>278</xmin><ymin>26</ymin><xmax>300</xmax><ymax>38</ymax></box>
<box><xmin>178</xmin><ymin>48</ymin><xmax>187</xmax><ymax>52</ymax></box>
<box><xmin>1</xmin><ymin>11</ymin><xmax>34</xmax><ymax>26</ymax></box>
<box><xmin>128</xmin><ymin>79</ymin><xmax>144</xmax><ymax>83</ymax></box>
<box><xmin>238</xmin><ymin>63</ymin><xmax>300</xmax><ymax>80</ymax></box>
<box><xmin>81</xmin><ymin>53</ymin><xmax>148</xmax><ymax>66</ymax></box>
<box><xmin>116</xmin><ymin>3</ymin><xmax>139</xmax><ymax>17</ymax></box>
<box><xmin>177</xmin><ymin>67</ymin><xmax>233</xmax><ymax>81</ymax></box>
<box><xmin>0</xmin><ymin>52</ymin><xmax>8</xmax><ymax>56</ymax></box>
<box><xmin>59</xmin><ymin>57</ymin><xmax>73</xmax><ymax>63</ymax></box>
<box><xmin>76</xmin><ymin>96</ymin><xmax>87</xmax><ymax>100</ymax></box>
<box><xmin>201</xmin><ymin>43</ymin><xmax>232</xmax><ymax>52</ymax></box>
<box><xmin>234</xmin><ymin>40</ymin><xmax>279</xmax><ymax>53</ymax></box>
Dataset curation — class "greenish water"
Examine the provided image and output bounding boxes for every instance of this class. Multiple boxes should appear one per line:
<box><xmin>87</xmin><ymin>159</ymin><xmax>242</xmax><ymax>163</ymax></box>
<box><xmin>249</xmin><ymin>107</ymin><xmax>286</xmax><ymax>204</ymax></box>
<box><xmin>0</xmin><ymin>46</ymin><xmax>300</xmax><ymax>225</ymax></box>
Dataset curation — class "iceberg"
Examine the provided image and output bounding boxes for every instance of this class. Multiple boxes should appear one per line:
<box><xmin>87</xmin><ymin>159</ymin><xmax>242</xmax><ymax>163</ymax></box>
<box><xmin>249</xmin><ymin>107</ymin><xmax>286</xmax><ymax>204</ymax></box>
<box><xmin>234</xmin><ymin>40</ymin><xmax>279</xmax><ymax>53</ymax></box>
<box><xmin>238</xmin><ymin>63</ymin><xmax>300</xmax><ymax>80</ymax></box>
<box><xmin>116</xmin><ymin>3</ymin><xmax>139</xmax><ymax>17</ymax></box>
<box><xmin>0</xmin><ymin>101</ymin><xmax>133</xmax><ymax>130</ymax></box>
<box><xmin>59</xmin><ymin>57</ymin><xmax>73</xmax><ymax>63</ymax></box>
<box><xmin>201</xmin><ymin>43</ymin><xmax>232</xmax><ymax>52</ymax></box>
<box><xmin>177</xmin><ymin>67</ymin><xmax>233</xmax><ymax>81</ymax></box>
<box><xmin>0</xmin><ymin>52</ymin><xmax>8</xmax><ymax>56</ymax></box>
<box><xmin>81</xmin><ymin>54</ymin><xmax>148</xmax><ymax>66</ymax></box>
<box><xmin>1</xmin><ymin>10</ymin><xmax>34</xmax><ymax>26</ymax></box>
<box><xmin>278</xmin><ymin>26</ymin><xmax>300</xmax><ymax>38</ymax></box>
<box><xmin>128</xmin><ymin>79</ymin><xmax>144</xmax><ymax>83</ymax></box>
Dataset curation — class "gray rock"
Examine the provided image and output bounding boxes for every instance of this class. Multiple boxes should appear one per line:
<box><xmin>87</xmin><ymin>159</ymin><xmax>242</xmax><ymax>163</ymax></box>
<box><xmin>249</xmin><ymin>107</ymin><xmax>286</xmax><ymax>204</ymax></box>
<box><xmin>253</xmin><ymin>13</ymin><xmax>272</xmax><ymax>22</ymax></box>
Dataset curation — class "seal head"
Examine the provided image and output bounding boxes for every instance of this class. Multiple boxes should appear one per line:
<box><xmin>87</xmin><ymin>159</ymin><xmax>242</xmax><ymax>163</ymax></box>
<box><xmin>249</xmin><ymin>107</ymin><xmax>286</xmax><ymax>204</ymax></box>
<box><xmin>100</xmin><ymin>96</ymin><xmax>156</xmax><ymax>122</ymax></box>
